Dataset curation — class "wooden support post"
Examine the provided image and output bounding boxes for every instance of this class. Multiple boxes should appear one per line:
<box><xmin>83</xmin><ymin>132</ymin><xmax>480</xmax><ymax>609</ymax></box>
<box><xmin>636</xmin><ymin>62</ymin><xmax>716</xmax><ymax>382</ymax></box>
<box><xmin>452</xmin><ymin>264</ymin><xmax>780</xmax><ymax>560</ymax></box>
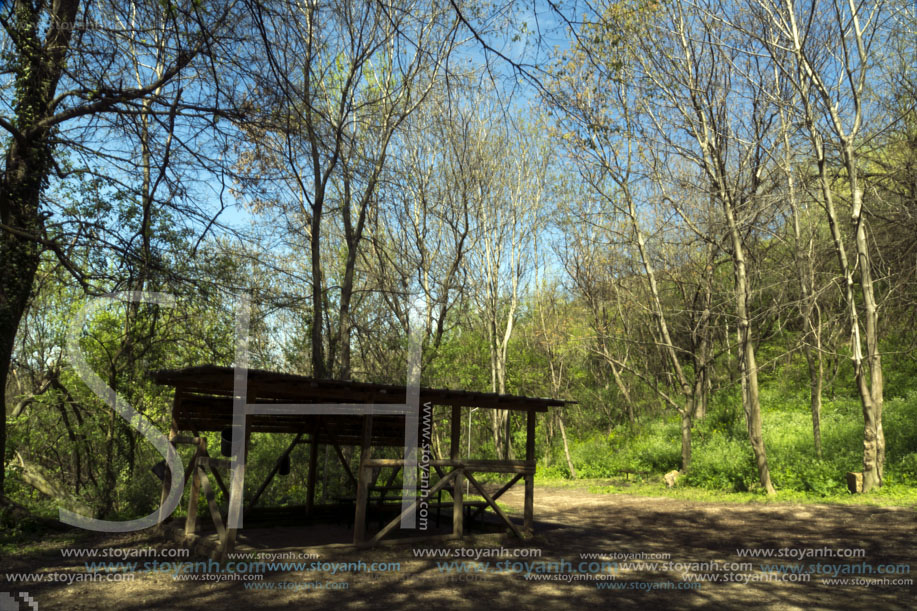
<box><xmin>243</xmin><ymin>384</ymin><xmax>256</xmax><ymax>457</ymax></box>
<box><xmin>451</xmin><ymin>405</ymin><xmax>463</xmax><ymax>538</ymax></box>
<box><xmin>158</xmin><ymin>390</ymin><xmax>181</xmax><ymax>526</ymax></box>
<box><xmin>220</xmin><ymin>383</ymin><xmax>253</xmax><ymax>563</ymax></box>
<box><xmin>524</xmin><ymin>408</ymin><xmax>536</xmax><ymax>535</ymax></box>
<box><xmin>306</xmin><ymin>433</ymin><xmax>319</xmax><ymax>516</ymax></box>
<box><xmin>184</xmin><ymin>456</ymin><xmax>201</xmax><ymax>535</ymax></box>
<box><xmin>198</xmin><ymin>464</ymin><xmax>227</xmax><ymax>541</ymax></box>
<box><xmin>353</xmin><ymin>415</ymin><xmax>373</xmax><ymax>544</ymax></box>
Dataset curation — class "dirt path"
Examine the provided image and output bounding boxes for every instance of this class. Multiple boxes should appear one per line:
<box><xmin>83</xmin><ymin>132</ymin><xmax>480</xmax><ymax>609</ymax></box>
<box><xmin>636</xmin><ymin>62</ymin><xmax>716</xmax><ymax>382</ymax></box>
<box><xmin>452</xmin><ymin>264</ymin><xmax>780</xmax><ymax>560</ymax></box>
<box><xmin>3</xmin><ymin>486</ymin><xmax>914</xmax><ymax>610</ymax></box>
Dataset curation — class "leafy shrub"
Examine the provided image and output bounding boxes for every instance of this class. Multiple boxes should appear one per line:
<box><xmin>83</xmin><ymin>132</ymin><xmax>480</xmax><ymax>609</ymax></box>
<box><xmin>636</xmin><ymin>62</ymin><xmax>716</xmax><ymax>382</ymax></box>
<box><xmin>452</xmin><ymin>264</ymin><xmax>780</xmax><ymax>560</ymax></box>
<box><xmin>682</xmin><ymin>437</ymin><xmax>757</xmax><ymax>492</ymax></box>
<box><xmin>541</xmin><ymin>380</ymin><xmax>917</xmax><ymax>498</ymax></box>
<box><xmin>889</xmin><ymin>453</ymin><xmax>917</xmax><ymax>484</ymax></box>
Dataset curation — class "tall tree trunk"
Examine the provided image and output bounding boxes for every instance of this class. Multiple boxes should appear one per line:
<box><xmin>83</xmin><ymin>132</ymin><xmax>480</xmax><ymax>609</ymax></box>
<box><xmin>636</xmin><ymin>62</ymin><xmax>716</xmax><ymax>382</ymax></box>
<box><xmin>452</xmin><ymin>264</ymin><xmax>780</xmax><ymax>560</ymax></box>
<box><xmin>783</xmin><ymin>0</ymin><xmax>884</xmax><ymax>491</ymax></box>
<box><xmin>557</xmin><ymin>413</ymin><xmax>576</xmax><ymax>479</ymax></box>
<box><xmin>846</xmin><ymin>146</ymin><xmax>884</xmax><ymax>490</ymax></box>
<box><xmin>692</xmin><ymin>365</ymin><xmax>707</xmax><ymax>421</ymax></box>
<box><xmin>0</xmin><ymin>0</ymin><xmax>81</xmax><ymax>499</ymax></box>
<box><xmin>813</xmin><ymin>131</ymin><xmax>883</xmax><ymax>490</ymax></box>
<box><xmin>680</xmin><ymin>406</ymin><xmax>692</xmax><ymax>471</ymax></box>
<box><xmin>806</xmin><ymin>348</ymin><xmax>824</xmax><ymax>457</ymax></box>
<box><xmin>780</xmin><ymin>90</ymin><xmax>824</xmax><ymax>458</ymax></box>
<box><xmin>692</xmin><ymin>246</ymin><xmax>715</xmax><ymax>421</ymax></box>
<box><xmin>0</xmin><ymin>231</ymin><xmax>41</xmax><ymax>500</ymax></box>
<box><xmin>723</xmin><ymin>201</ymin><xmax>775</xmax><ymax>495</ymax></box>
<box><xmin>310</xmin><ymin>202</ymin><xmax>326</xmax><ymax>378</ymax></box>
<box><xmin>608</xmin><ymin>358</ymin><xmax>635</xmax><ymax>425</ymax></box>
<box><xmin>486</xmin><ymin>311</ymin><xmax>505</xmax><ymax>458</ymax></box>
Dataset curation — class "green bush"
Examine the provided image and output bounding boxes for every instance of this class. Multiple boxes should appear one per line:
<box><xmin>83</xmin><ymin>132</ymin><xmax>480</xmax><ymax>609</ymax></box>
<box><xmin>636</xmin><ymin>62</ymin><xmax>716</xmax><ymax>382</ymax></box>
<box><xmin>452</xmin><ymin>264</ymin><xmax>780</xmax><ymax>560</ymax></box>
<box><xmin>682</xmin><ymin>437</ymin><xmax>757</xmax><ymax>492</ymax></box>
<box><xmin>547</xmin><ymin>382</ymin><xmax>917</xmax><ymax>497</ymax></box>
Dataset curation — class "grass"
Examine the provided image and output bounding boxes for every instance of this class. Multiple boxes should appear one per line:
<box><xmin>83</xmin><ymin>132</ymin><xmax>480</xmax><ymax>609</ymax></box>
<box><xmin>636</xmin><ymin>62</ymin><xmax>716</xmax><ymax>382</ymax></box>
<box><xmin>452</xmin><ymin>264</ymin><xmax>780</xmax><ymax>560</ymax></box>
<box><xmin>0</xmin><ymin>523</ymin><xmax>91</xmax><ymax>558</ymax></box>
<box><xmin>533</xmin><ymin>476</ymin><xmax>917</xmax><ymax>507</ymax></box>
<box><xmin>537</xmin><ymin>385</ymin><xmax>917</xmax><ymax>504</ymax></box>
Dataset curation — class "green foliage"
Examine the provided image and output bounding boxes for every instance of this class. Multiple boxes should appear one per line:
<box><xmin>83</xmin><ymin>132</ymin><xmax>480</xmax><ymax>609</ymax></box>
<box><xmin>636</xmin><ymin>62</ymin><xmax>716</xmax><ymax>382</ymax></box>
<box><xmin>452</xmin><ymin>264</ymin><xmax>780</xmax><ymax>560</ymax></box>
<box><xmin>539</xmin><ymin>382</ymin><xmax>917</xmax><ymax>499</ymax></box>
<box><xmin>682</xmin><ymin>438</ymin><xmax>757</xmax><ymax>492</ymax></box>
<box><xmin>559</xmin><ymin>422</ymin><xmax>682</xmax><ymax>479</ymax></box>
<box><xmin>579</xmin><ymin>479</ymin><xmax>917</xmax><ymax>507</ymax></box>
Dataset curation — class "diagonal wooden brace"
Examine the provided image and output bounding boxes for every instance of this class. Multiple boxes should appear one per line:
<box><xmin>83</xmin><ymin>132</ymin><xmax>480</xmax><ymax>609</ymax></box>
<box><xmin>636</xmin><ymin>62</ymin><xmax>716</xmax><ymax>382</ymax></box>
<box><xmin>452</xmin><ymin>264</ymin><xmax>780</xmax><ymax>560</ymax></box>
<box><xmin>465</xmin><ymin>471</ymin><xmax>524</xmax><ymax>539</ymax></box>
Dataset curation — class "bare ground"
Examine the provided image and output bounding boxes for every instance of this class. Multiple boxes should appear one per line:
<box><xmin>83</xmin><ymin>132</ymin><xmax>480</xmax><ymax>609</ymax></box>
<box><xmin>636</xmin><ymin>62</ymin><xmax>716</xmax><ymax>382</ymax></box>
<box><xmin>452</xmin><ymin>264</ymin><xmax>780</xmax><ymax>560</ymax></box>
<box><xmin>2</xmin><ymin>485</ymin><xmax>915</xmax><ymax>610</ymax></box>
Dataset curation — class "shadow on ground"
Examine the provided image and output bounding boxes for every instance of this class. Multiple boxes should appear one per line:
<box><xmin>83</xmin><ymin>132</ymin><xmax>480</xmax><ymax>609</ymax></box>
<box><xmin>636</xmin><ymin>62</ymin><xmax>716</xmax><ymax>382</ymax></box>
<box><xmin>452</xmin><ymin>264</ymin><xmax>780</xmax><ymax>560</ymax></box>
<box><xmin>3</xmin><ymin>486</ymin><xmax>915</xmax><ymax>610</ymax></box>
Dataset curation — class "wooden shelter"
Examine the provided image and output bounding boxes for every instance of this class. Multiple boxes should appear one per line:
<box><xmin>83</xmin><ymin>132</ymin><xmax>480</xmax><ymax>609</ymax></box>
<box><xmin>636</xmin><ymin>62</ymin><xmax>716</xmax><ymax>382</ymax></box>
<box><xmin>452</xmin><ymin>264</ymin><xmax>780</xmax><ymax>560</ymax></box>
<box><xmin>151</xmin><ymin>365</ymin><xmax>572</xmax><ymax>556</ymax></box>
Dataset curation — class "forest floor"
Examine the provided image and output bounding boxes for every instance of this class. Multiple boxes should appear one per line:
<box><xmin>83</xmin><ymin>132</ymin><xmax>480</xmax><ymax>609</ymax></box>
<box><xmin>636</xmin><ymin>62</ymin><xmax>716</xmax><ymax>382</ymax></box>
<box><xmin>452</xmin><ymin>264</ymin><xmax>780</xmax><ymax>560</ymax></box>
<box><xmin>2</xmin><ymin>483</ymin><xmax>915</xmax><ymax>610</ymax></box>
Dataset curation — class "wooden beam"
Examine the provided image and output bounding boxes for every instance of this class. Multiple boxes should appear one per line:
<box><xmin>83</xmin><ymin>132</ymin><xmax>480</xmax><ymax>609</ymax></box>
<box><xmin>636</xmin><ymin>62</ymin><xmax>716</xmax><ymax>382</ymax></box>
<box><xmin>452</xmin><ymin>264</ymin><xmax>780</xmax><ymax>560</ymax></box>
<box><xmin>524</xmin><ymin>409</ymin><xmax>536</xmax><ymax>534</ymax></box>
<box><xmin>207</xmin><ymin>461</ymin><xmax>230</xmax><ymax>500</ymax></box>
<box><xmin>471</xmin><ymin>473</ymin><xmax>523</xmax><ymax>521</ymax></box>
<box><xmin>159</xmin><ymin>391</ymin><xmax>181</xmax><ymax>526</ymax></box>
<box><xmin>451</xmin><ymin>405</ymin><xmax>463</xmax><ymax>538</ymax></box>
<box><xmin>465</xmin><ymin>471</ymin><xmax>523</xmax><ymax>539</ymax></box>
<box><xmin>184</xmin><ymin>454</ymin><xmax>201</xmax><ymax>536</ymax></box>
<box><xmin>320</xmin><ymin>420</ymin><xmax>358</xmax><ymax>487</ymax></box>
<box><xmin>306</xmin><ymin>434</ymin><xmax>319</xmax><ymax>516</ymax></box>
<box><xmin>366</xmin><ymin>469</ymin><xmax>458</xmax><ymax>546</ymax></box>
<box><xmin>362</xmin><ymin>458</ymin><xmax>534</xmax><ymax>474</ymax></box>
<box><xmin>245</xmin><ymin>433</ymin><xmax>302</xmax><ymax>513</ymax></box>
<box><xmin>374</xmin><ymin>465</ymin><xmax>402</xmax><ymax>510</ymax></box>
<box><xmin>198</xmin><ymin>455</ymin><xmax>232</xmax><ymax>470</ymax></box>
<box><xmin>353</xmin><ymin>415</ymin><xmax>373</xmax><ymax>544</ymax></box>
<box><xmin>361</xmin><ymin>458</ymin><xmax>406</xmax><ymax>467</ymax></box>
<box><xmin>198</xmin><ymin>464</ymin><xmax>227</xmax><ymax>541</ymax></box>
<box><xmin>153</xmin><ymin>368</ymin><xmax>560</xmax><ymax>412</ymax></box>
<box><xmin>180</xmin><ymin>437</ymin><xmax>207</xmax><ymax>491</ymax></box>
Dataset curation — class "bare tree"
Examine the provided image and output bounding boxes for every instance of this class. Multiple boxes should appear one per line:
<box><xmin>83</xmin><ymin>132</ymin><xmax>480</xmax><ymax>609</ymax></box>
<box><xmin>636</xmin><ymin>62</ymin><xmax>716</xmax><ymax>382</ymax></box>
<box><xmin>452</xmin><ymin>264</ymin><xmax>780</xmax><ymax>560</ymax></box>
<box><xmin>485</xmin><ymin>124</ymin><xmax>547</xmax><ymax>459</ymax></box>
<box><xmin>450</xmin><ymin>100</ymin><xmax>549</xmax><ymax>459</ymax></box>
<box><xmin>627</xmin><ymin>1</ymin><xmax>778</xmax><ymax>493</ymax></box>
<box><xmin>772</xmin><ymin>63</ymin><xmax>825</xmax><ymax>456</ymax></box>
<box><xmin>363</xmin><ymin>90</ymin><xmax>476</xmax><ymax>376</ymax></box>
<box><xmin>556</xmin><ymin>215</ymin><xmax>637</xmax><ymax>428</ymax></box>
<box><xmin>235</xmin><ymin>0</ymin><xmax>458</xmax><ymax>379</ymax></box>
<box><xmin>0</xmin><ymin>0</ymin><xmax>236</xmax><ymax>499</ymax></box>
<box><xmin>746</xmin><ymin>0</ymin><xmax>891</xmax><ymax>490</ymax></box>
<box><xmin>530</xmin><ymin>281</ymin><xmax>578</xmax><ymax>478</ymax></box>
<box><xmin>548</xmin><ymin>9</ymin><xmax>726</xmax><ymax>473</ymax></box>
